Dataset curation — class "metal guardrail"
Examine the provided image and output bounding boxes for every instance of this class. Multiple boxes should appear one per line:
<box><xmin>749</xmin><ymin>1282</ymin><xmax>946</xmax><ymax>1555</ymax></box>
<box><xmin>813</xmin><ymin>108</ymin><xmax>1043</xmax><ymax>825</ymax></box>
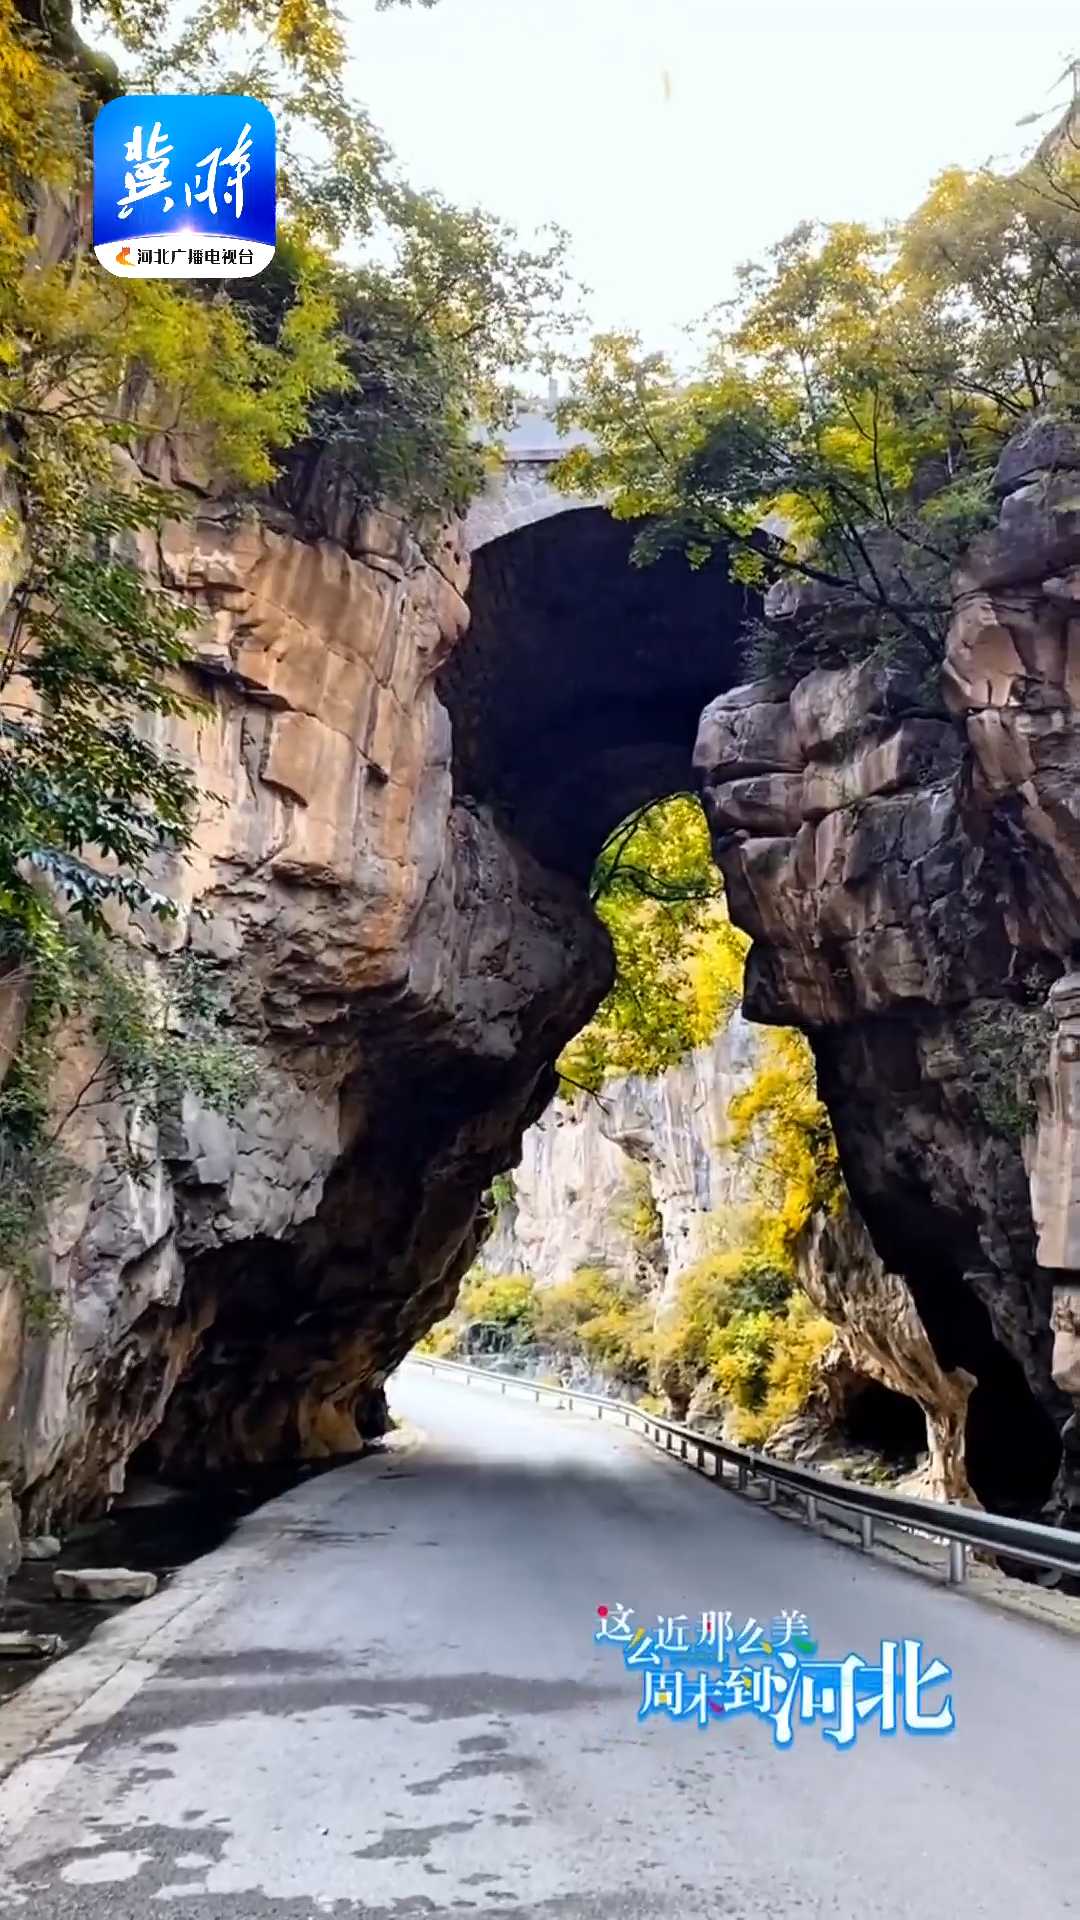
<box><xmin>403</xmin><ymin>1353</ymin><xmax>1080</xmax><ymax>1586</ymax></box>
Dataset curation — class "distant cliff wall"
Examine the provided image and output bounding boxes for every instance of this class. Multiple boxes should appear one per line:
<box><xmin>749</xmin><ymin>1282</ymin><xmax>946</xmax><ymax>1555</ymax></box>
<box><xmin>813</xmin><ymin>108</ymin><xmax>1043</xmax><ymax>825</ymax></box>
<box><xmin>482</xmin><ymin>1011</ymin><xmax>765</xmax><ymax>1296</ymax></box>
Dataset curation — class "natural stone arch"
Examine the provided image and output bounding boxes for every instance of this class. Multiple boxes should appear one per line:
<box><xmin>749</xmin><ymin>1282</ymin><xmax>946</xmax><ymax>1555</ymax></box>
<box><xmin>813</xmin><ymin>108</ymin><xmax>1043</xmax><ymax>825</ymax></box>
<box><xmin>441</xmin><ymin>506</ymin><xmax>746</xmax><ymax>881</ymax></box>
<box><xmin>441</xmin><ymin>503</ymin><xmax>1065</xmax><ymax>1519</ymax></box>
<box><xmin>35</xmin><ymin>485</ymin><xmax>753</xmax><ymax>1513</ymax></box>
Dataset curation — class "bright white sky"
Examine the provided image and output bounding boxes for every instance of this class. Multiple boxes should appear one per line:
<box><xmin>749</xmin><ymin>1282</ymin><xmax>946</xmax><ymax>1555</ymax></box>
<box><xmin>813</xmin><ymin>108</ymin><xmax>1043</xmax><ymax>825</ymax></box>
<box><xmin>349</xmin><ymin>0</ymin><xmax>1080</xmax><ymax>359</ymax></box>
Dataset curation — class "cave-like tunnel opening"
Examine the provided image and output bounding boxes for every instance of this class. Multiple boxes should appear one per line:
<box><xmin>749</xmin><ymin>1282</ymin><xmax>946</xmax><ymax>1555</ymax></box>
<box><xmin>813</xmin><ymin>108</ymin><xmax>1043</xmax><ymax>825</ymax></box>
<box><xmin>839</xmin><ymin>1382</ymin><xmax>927</xmax><ymax>1465</ymax></box>
<box><xmin>440</xmin><ymin>507</ymin><xmax>748</xmax><ymax>882</ymax></box>
<box><xmin>438</xmin><ymin>502</ymin><xmax>1067</xmax><ymax>1525</ymax></box>
<box><xmin>844</xmin><ymin>1172</ymin><xmax>1064</xmax><ymax>1516</ymax></box>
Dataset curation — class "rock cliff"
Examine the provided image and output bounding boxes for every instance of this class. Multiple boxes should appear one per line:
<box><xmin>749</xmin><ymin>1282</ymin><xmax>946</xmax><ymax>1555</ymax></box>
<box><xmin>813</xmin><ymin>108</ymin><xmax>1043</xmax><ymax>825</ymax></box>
<box><xmin>7</xmin><ymin>407</ymin><xmax>1080</xmax><ymax>1545</ymax></box>
<box><xmin>481</xmin><ymin>1013</ymin><xmax>766</xmax><ymax>1294</ymax></box>
<box><xmin>0</xmin><ymin>468</ymin><xmax>610</xmax><ymax>1530</ymax></box>
<box><xmin>695</xmin><ymin>419</ymin><xmax>1080</xmax><ymax>1519</ymax></box>
<box><xmin>480</xmin><ymin>1019</ymin><xmax>978</xmax><ymax>1500</ymax></box>
<box><xmin>0</xmin><ymin>434</ymin><xmax>744</xmax><ymax>1544</ymax></box>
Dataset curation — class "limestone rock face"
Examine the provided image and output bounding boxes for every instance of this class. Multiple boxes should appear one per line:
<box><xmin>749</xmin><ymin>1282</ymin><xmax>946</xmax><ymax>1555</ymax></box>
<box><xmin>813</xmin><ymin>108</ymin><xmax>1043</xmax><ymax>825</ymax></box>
<box><xmin>791</xmin><ymin>1209</ymin><xmax>977</xmax><ymax>1506</ymax></box>
<box><xmin>0</xmin><ymin>1487</ymin><xmax>19</xmax><ymax>1597</ymax></box>
<box><xmin>482</xmin><ymin>1012</ymin><xmax>768</xmax><ymax>1295</ymax></box>
<box><xmin>1031</xmin><ymin>974</ymin><xmax>1080</xmax><ymax>1273</ymax></box>
<box><xmin>486</xmin><ymin>1038</ymin><xmax>980</xmax><ymax>1503</ymax></box>
<box><xmin>695</xmin><ymin>423</ymin><xmax>1080</xmax><ymax>1519</ymax></box>
<box><xmin>2</xmin><ymin>483</ymin><xmax>609</xmax><ymax>1526</ymax></box>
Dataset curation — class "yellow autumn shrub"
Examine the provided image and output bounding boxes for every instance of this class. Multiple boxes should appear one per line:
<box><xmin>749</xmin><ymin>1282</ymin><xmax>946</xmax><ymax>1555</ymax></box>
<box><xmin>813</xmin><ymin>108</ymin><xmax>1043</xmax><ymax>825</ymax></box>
<box><xmin>711</xmin><ymin>1290</ymin><xmax>834</xmax><ymax>1446</ymax></box>
<box><xmin>533</xmin><ymin>1266</ymin><xmax>653</xmax><ymax>1385</ymax></box>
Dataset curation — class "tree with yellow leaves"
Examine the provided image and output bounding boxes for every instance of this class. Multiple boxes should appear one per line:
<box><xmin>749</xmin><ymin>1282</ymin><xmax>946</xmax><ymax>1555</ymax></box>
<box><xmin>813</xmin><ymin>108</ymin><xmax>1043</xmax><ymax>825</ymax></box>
<box><xmin>557</xmin><ymin>795</ymin><xmax>748</xmax><ymax>1092</ymax></box>
<box><xmin>554</xmin><ymin>71</ymin><xmax>1080</xmax><ymax>679</ymax></box>
<box><xmin>0</xmin><ymin>0</ymin><xmax>575</xmax><ymax>1291</ymax></box>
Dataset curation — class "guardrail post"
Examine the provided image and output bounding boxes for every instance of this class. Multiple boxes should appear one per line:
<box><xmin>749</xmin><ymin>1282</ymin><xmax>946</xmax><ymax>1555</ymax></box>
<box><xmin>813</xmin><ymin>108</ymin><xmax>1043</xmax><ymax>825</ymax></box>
<box><xmin>405</xmin><ymin>1364</ymin><xmax>1080</xmax><ymax>1590</ymax></box>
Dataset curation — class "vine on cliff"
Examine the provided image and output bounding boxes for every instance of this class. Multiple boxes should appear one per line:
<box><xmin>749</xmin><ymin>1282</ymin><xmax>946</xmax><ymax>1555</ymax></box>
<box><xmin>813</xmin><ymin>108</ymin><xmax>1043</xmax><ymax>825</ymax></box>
<box><xmin>0</xmin><ymin>926</ymin><xmax>258</xmax><ymax>1326</ymax></box>
<box><xmin>959</xmin><ymin>1000</ymin><xmax>1056</xmax><ymax>1145</ymax></box>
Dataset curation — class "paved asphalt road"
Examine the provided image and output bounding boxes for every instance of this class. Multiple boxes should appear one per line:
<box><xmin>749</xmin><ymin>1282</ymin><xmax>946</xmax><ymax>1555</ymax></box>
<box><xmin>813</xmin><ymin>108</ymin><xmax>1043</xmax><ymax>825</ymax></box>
<box><xmin>0</xmin><ymin>1367</ymin><xmax>1077</xmax><ymax>1918</ymax></box>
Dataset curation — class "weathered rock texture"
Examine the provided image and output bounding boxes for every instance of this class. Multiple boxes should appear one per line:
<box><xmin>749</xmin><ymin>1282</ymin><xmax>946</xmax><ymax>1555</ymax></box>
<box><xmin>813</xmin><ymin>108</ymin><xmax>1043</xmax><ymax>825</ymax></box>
<box><xmin>1034</xmin><ymin>975</ymin><xmax>1080</xmax><ymax>1402</ymax></box>
<box><xmin>10</xmin><ymin>402</ymin><xmax>1080</xmax><ymax>1539</ymax></box>
<box><xmin>1</xmin><ymin>473</ymin><xmax>611</xmax><ymax>1529</ymax></box>
<box><xmin>6</xmin><ymin>455</ymin><xmax>856</xmax><ymax>1538</ymax></box>
<box><xmin>786</xmin><ymin>1209</ymin><xmax>976</xmax><ymax>1504</ymax></box>
<box><xmin>695</xmin><ymin>419</ymin><xmax>1080</xmax><ymax>1518</ymax></box>
<box><xmin>0</xmin><ymin>460</ymin><xmax>747</xmax><ymax>1535</ymax></box>
<box><xmin>482</xmin><ymin>1012</ymin><xmax>767</xmax><ymax>1294</ymax></box>
<box><xmin>0</xmin><ymin>1489</ymin><xmax>19</xmax><ymax>1600</ymax></box>
<box><xmin>483</xmin><ymin>1020</ymin><xmax>975</xmax><ymax>1496</ymax></box>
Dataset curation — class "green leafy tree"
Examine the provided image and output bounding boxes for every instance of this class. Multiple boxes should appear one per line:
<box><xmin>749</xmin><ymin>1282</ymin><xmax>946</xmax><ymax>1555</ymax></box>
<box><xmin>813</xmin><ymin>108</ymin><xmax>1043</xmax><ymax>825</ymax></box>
<box><xmin>558</xmin><ymin>795</ymin><xmax>748</xmax><ymax>1091</ymax></box>
<box><xmin>0</xmin><ymin>0</ymin><xmax>574</xmax><ymax>1299</ymax></box>
<box><xmin>727</xmin><ymin>1027</ymin><xmax>842</xmax><ymax>1265</ymax></box>
<box><xmin>553</xmin><ymin>81</ymin><xmax>1080</xmax><ymax>675</ymax></box>
<box><xmin>533</xmin><ymin>1265</ymin><xmax>653</xmax><ymax>1387</ymax></box>
<box><xmin>652</xmin><ymin>1023</ymin><xmax>840</xmax><ymax>1430</ymax></box>
<box><xmin>0</xmin><ymin>484</ymin><xmax>203</xmax><ymax>943</ymax></box>
<box><xmin>263</xmin><ymin>204</ymin><xmax>577</xmax><ymax>524</ymax></box>
<box><xmin>417</xmin><ymin>1269</ymin><xmax>537</xmax><ymax>1356</ymax></box>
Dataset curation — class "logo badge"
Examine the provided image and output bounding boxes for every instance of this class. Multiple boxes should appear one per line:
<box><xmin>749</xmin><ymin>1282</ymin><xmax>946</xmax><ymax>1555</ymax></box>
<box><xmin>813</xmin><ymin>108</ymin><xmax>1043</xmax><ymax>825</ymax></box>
<box><xmin>93</xmin><ymin>94</ymin><xmax>276</xmax><ymax>278</ymax></box>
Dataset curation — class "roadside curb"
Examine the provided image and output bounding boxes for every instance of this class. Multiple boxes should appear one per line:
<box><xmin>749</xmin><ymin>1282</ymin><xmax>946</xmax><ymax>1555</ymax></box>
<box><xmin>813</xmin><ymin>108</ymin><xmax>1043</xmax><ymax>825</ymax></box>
<box><xmin>0</xmin><ymin>1436</ymin><xmax>413</xmax><ymax>1838</ymax></box>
